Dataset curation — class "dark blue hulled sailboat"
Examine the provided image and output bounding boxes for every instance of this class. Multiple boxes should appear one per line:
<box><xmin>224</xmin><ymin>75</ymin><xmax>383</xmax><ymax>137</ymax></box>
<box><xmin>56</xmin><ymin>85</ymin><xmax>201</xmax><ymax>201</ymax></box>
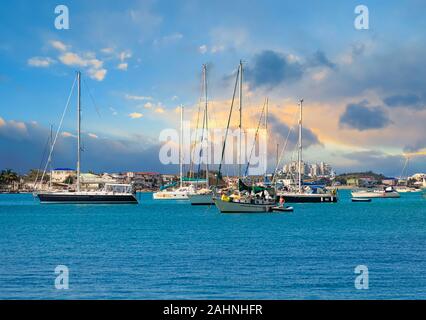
<box><xmin>35</xmin><ymin>72</ymin><xmax>138</xmax><ymax>204</ymax></box>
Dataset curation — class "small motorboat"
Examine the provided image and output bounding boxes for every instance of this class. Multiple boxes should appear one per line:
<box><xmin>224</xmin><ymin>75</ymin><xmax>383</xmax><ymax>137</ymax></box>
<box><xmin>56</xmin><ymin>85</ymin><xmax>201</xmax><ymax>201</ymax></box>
<box><xmin>351</xmin><ymin>198</ymin><xmax>372</xmax><ymax>202</ymax></box>
<box><xmin>271</xmin><ymin>206</ymin><xmax>294</xmax><ymax>212</ymax></box>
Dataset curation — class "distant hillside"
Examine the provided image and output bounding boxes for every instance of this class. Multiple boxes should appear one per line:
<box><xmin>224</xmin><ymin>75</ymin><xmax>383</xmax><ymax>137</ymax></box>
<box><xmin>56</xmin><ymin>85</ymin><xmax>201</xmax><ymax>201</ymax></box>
<box><xmin>335</xmin><ymin>171</ymin><xmax>387</xmax><ymax>184</ymax></box>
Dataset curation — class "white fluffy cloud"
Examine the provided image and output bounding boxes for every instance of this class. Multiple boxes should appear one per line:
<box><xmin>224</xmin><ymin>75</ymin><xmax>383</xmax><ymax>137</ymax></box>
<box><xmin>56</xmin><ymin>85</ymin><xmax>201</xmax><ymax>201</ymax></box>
<box><xmin>58</xmin><ymin>52</ymin><xmax>107</xmax><ymax>81</ymax></box>
<box><xmin>198</xmin><ymin>45</ymin><xmax>208</xmax><ymax>54</ymax></box>
<box><xmin>49</xmin><ymin>41</ymin><xmax>108</xmax><ymax>81</ymax></box>
<box><xmin>125</xmin><ymin>94</ymin><xmax>153</xmax><ymax>101</ymax></box>
<box><xmin>27</xmin><ymin>57</ymin><xmax>56</xmax><ymax>67</ymax></box>
<box><xmin>117</xmin><ymin>62</ymin><xmax>128</xmax><ymax>71</ymax></box>
<box><xmin>128</xmin><ymin>112</ymin><xmax>143</xmax><ymax>119</ymax></box>
<box><xmin>50</xmin><ymin>40</ymin><xmax>68</xmax><ymax>52</ymax></box>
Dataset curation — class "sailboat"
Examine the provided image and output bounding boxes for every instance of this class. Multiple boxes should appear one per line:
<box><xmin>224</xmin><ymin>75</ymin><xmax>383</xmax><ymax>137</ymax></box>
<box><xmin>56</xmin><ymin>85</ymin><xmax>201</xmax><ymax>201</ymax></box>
<box><xmin>275</xmin><ymin>99</ymin><xmax>338</xmax><ymax>203</ymax></box>
<box><xmin>188</xmin><ymin>64</ymin><xmax>214</xmax><ymax>205</ymax></box>
<box><xmin>153</xmin><ymin>105</ymin><xmax>195</xmax><ymax>200</ymax></box>
<box><xmin>351</xmin><ymin>186</ymin><xmax>400</xmax><ymax>198</ymax></box>
<box><xmin>213</xmin><ymin>61</ymin><xmax>276</xmax><ymax>213</ymax></box>
<box><xmin>35</xmin><ymin>72</ymin><xmax>138</xmax><ymax>204</ymax></box>
<box><xmin>395</xmin><ymin>157</ymin><xmax>421</xmax><ymax>192</ymax></box>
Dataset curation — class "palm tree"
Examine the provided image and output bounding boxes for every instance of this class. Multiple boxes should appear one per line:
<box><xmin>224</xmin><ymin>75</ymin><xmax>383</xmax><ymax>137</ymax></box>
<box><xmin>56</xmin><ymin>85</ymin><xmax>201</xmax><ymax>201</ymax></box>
<box><xmin>0</xmin><ymin>169</ymin><xmax>19</xmax><ymax>190</ymax></box>
<box><xmin>0</xmin><ymin>169</ymin><xmax>19</xmax><ymax>184</ymax></box>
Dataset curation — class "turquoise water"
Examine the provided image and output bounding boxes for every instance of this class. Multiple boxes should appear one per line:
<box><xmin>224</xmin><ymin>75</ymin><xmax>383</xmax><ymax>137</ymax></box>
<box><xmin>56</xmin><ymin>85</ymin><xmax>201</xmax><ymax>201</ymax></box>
<box><xmin>0</xmin><ymin>190</ymin><xmax>425</xmax><ymax>299</ymax></box>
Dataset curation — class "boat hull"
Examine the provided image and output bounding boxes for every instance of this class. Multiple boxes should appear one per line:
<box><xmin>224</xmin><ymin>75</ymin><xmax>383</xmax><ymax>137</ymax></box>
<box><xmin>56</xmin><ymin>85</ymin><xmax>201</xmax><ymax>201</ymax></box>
<box><xmin>37</xmin><ymin>192</ymin><xmax>138</xmax><ymax>204</ymax></box>
<box><xmin>352</xmin><ymin>198</ymin><xmax>372</xmax><ymax>202</ymax></box>
<box><xmin>351</xmin><ymin>191</ymin><xmax>400</xmax><ymax>198</ymax></box>
<box><xmin>214</xmin><ymin>198</ymin><xmax>274</xmax><ymax>213</ymax></box>
<box><xmin>152</xmin><ymin>191</ymin><xmax>189</xmax><ymax>200</ymax></box>
<box><xmin>188</xmin><ymin>193</ymin><xmax>214</xmax><ymax>205</ymax></box>
<box><xmin>277</xmin><ymin>193</ymin><xmax>337</xmax><ymax>203</ymax></box>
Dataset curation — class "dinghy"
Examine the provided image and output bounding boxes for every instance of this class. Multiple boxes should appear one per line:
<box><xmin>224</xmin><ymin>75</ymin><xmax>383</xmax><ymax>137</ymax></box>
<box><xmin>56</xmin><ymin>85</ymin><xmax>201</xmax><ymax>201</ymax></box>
<box><xmin>351</xmin><ymin>198</ymin><xmax>372</xmax><ymax>202</ymax></box>
<box><xmin>271</xmin><ymin>206</ymin><xmax>294</xmax><ymax>212</ymax></box>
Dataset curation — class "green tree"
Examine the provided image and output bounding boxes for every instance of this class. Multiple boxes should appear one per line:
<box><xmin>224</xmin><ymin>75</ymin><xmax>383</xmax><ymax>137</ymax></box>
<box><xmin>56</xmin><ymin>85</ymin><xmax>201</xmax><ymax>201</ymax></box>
<box><xmin>64</xmin><ymin>175</ymin><xmax>74</xmax><ymax>185</ymax></box>
<box><xmin>0</xmin><ymin>169</ymin><xmax>19</xmax><ymax>185</ymax></box>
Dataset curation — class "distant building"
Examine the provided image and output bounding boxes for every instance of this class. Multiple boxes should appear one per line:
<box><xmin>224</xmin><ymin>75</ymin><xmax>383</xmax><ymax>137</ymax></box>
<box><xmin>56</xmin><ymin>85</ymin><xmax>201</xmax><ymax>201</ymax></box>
<box><xmin>283</xmin><ymin>161</ymin><xmax>334</xmax><ymax>179</ymax></box>
<box><xmin>127</xmin><ymin>172</ymin><xmax>161</xmax><ymax>189</ymax></box>
<box><xmin>161</xmin><ymin>174</ymin><xmax>178</xmax><ymax>185</ymax></box>
<box><xmin>346</xmin><ymin>177</ymin><xmax>378</xmax><ymax>187</ymax></box>
<box><xmin>51</xmin><ymin>168</ymin><xmax>75</xmax><ymax>183</ymax></box>
<box><xmin>346</xmin><ymin>178</ymin><xmax>359</xmax><ymax>186</ymax></box>
<box><xmin>382</xmin><ymin>178</ymin><xmax>397</xmax><ymax>186</ymax></box>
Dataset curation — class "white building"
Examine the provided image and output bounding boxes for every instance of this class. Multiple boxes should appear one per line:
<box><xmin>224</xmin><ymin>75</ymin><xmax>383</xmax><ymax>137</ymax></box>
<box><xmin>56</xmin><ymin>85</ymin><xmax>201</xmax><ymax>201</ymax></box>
<box><xmin>51</xmin><ymin>168</ymin><xmax>76</xmax><ymax>183</ymax></box>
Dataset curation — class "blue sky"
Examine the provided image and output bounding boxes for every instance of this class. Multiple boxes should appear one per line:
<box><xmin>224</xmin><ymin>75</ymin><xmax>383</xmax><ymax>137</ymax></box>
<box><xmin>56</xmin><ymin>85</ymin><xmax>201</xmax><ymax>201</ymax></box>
<box><xmin>1</xmin><ymin>0</ymin><xmax>426</xmax><ymax>175</ymax></box>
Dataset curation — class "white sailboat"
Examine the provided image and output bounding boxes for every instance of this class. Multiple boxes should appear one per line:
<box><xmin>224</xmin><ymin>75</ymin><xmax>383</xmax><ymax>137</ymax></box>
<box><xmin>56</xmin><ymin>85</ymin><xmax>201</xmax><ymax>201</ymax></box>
<box><xmin>188</xmin><ymin>64</ymin><xmax>214</xmax><ymax>205</ymax></box>
<box><xmin>153</xmin><ymin>105</ymin><xmax>195</xmax><ymax>200</ymax></box>
<box><xmin>276</xmin><ymin>99</ymin><xmax>337</xmax><ymax>203</ymax></box>
<box><xmin>395</xmin><ymin>157</ymin><xmax>422</xmax><ymax>192</ymax></box>
<box><xmin>351</xmin><ymin>186</ymin><xmax>400</xmax><ymax>198</ymax></box>
<box><xmin>35</xmin><ymin>71</ymin><xmax>137</xmax><ymax>204</ymax></box>
<box><xmin>213</xmin><ymin>61</ymin><xmax>276</xmax><ymax>213</ymax></box>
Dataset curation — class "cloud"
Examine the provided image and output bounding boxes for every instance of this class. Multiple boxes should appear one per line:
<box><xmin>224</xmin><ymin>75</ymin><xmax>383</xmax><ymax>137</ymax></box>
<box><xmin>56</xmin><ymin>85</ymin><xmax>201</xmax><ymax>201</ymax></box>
<box><xmin>153</xmin><ymin>33</ymin><xmax>183</xmax><ymax>46</ymax></box>
<box><xmin>267</xmin><ymin>114</ymin><xmax>321</xmax><ymax>149</ymax></box>
<box><xmin>50</xmin><ymin>40</ymin><xmax>68</xmax><ymax>52</ymax></box>
<box><xmin>116</xmin><ymin>50</ymin><xmax>132</xmax><ymax>71</ymax></box>
<box><xmin>129</xmin><ymin>112</ymin><xmax>143</xmax><ymax>119</ymax></box>
<box><xmin>27</xmin><ymin>57</ymin><xmax>56</xmax><ymax>68</ymax></box>
<box><xmin>383</xmin><ymin>94</ymin><xmax>425</xmax><ymax>110</ymax></box>
<box><xmin>210</xmin><ymin>27</ymin><xmax>247</xmax><ymax>52</ymax></box>
<box><xmin>88</xmin><ymin>133</ymin><xmax>98</xmax><ymax>139</ymax></box>
<box><xmin>143</xmin><ymin>102</ymin><xmax>153</xmax><ymax>108</ymax></box>
<box><xmin>87</xmin><ymin>68</ymin><xmax>107</xmax><ymax>81</ymax></box>
<box><xmin>307</xmin><ymin>50</ymin><xmax>337</xmax><ymax>70</ymax></box>
<box><xmin>337</xmin><ymin>149</ymin><xmax>426</xmax><ymax>176</ymax></box>
<box><xmin>117</xmin><ymin>62</ymin><xmax>128</xmax><ymax>71</ymax></box>
<box><xmin>155</xmin><ymin>107</ymin><xmax>165</xmax><ymax>113</ymax></box>
<box><xmin>58</xmin><ymin>51</ymin><xmax>107</xmax><ymax>81</ymax></box>
<box><xmin>339</xmin><ymin>101</ymin><xmax>391</xmax><ymax>131</ymax></box>
<box><xmin>101</xmin><ymin>47</ymin><xmax>114</xmax><ymax>54</ymax></box>
<box><xmin>0</xmin><ymin>117</ymin><xmax>167</xmax><ymax>174</ymax></box>
<box><xmin>109</xmin><ymin>107</ymin><xmax>118</xmax><ymax>116</ymax></box>
<box><xmin>198</xmin><ymin>44</ymin><xmax>224</xmax><ymax>55</ymax></box>
<box><xmin>125</xmin><ymin>94</ymin><xmax>153</xmax><ymax>101</ymax></box>
<box><xmin>211</xmin><ymin>45</ymin><xmax>225</xmax><ymax>53</ymax></box>
<box><xmin>245</xmin><ymin>50</ymin><xmax>304</xmax><ymax>89</ymax></box>
<box><xmin>61</xmin><ymin>131</ymin><xmax>75</xmax><ymax>138</ymax></box>
<box><xmin>198</xmin><ymin>45</ymin><xmax>208</xmax><ymax>54</ymax></box>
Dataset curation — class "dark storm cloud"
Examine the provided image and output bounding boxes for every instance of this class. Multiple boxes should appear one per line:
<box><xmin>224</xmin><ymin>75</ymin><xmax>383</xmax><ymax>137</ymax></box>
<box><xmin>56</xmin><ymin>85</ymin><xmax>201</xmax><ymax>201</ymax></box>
<box><xmin>337</xmin><ymin>150</ymin><xmax>425</xmax><ymax>177</ymax></box>
<box><xmin>403</xmin><ymin>141</ymin><xmax>426</xmax><ymax>153</ymax></box>
<box><xmin>267</xmin><ymin>114</ymin><xmax>321</xmax><ymax>148</ymax></box>
<box><xmin>0</xmin><ymin>119</ymin><xmax>169</xmax><ymax>174</ymax></box>
<box><xmin>244</xmin><ymin>49</ymin><xmax>337</xmax><ymax>90</ymax></box>
<box><xmin>339</xmin><ymin>101</ymin><xmax>391</xmax><ymax>131</ymax></box>
<box><xmin>245</xmin><ymin>50</ymin><xmax>304</xmax><ymax>89</ymax></box>
<box><xmin>383</xmin><ymin>93</ymin><xmax>425</xmax><ymax>110</ymax></box>
<box><xmin>307</xmin><ymin>50</ymin><xmax>337</xmax><ymax>70</ymax></box>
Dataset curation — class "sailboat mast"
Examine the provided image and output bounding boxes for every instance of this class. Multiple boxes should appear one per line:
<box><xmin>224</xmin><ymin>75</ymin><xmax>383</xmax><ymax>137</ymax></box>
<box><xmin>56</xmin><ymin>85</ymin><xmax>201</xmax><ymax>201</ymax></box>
<box><xmin>180</xmin><ymin>104</ymin><xmax>183</xmax><ymax>188</ymax></box>
<box><xmin>297</xmin><ymin>99</ymin><xmax>303</xmax><ymax>193</ymax></box>
<box><xmin>298</xmin><ymin>99</ymin><xmax>303</xmax><ymax>193</ymax></box>
<box><xmin>265</xmin><ymin>98</ymin><xmax>268</xmax><ymax>179</ymax></box>
<box><xmin>49</xmin><ymin>124</ymin><xmax>53</xmax><ymax>189</ymax></box>
<box><xmin>238</xmin><ymin>60</ymin><xmax>243</xmax><ymax>178</ymax></box>
<box><xmin>203</xmin><ymin>64</ymin><xmax>209</xmax><ymax>189</ymax></box>
<box><xmin>76</xmin><ymin>71</ymin><xmax>81</xmax><ymax>193</ymax></box>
